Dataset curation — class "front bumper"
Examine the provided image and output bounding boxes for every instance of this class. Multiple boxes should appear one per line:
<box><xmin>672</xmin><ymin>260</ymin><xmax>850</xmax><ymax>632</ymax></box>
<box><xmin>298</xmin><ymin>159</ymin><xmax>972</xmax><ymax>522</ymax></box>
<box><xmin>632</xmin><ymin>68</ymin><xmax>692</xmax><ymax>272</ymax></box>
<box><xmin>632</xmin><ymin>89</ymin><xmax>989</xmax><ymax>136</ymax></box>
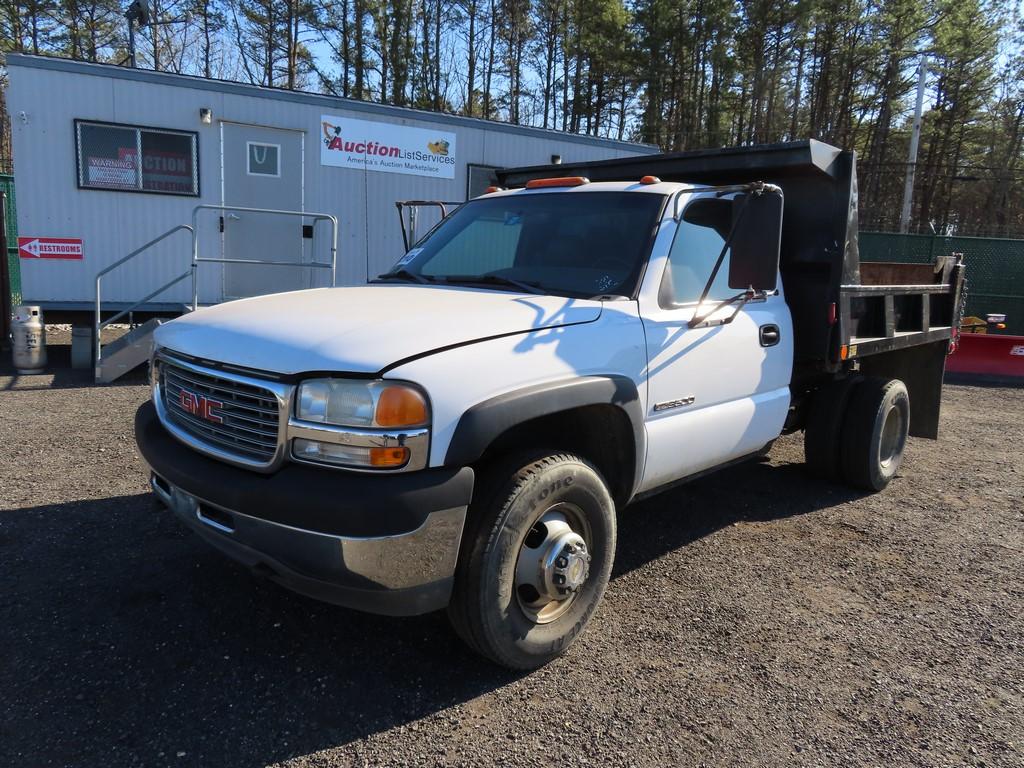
<box><xmin>135</xmin><ymin>401</ymin><xmax>474</xmax><ymax>615</ymax></box>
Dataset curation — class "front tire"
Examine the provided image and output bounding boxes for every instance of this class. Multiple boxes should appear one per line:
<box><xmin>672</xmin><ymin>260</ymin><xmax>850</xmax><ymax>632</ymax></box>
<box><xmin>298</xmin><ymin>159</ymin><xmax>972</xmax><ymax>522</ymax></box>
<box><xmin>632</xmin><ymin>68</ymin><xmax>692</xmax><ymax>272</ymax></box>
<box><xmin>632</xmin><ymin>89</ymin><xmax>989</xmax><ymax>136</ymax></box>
<box><xmin>447</xmin><ymin>452</ymin><xmax>616</xmax><ymax>669</ymax></box>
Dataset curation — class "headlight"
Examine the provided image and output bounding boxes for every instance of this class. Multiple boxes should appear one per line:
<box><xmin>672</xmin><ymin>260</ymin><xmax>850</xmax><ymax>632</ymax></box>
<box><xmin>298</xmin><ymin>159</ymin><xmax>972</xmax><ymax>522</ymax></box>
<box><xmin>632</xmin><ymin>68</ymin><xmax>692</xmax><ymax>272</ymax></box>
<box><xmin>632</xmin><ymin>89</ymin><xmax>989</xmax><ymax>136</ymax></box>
<box><xmin>291</xmin><ymin>379</ymin><xmax>430</xmax><ymax>471</ymax></box>
<box><xmin>296</xmin><ymin>379</ymin><xmax>429</xmax><ymax>428</ymax></box>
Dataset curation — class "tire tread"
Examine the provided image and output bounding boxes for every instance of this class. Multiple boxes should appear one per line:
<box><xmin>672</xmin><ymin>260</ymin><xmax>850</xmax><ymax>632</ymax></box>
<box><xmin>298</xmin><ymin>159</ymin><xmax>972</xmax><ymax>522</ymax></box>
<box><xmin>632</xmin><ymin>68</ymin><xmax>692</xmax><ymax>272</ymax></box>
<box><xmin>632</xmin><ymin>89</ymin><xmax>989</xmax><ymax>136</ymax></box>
<box><xmin>840</xmin><ymin>377</ymin><xmax>908</xmax><ymax>491</ymax></box>
<box><xmin>447</xmin><ymin>451</ymin><xmax>590</xmax><ymax>668</ymax></box>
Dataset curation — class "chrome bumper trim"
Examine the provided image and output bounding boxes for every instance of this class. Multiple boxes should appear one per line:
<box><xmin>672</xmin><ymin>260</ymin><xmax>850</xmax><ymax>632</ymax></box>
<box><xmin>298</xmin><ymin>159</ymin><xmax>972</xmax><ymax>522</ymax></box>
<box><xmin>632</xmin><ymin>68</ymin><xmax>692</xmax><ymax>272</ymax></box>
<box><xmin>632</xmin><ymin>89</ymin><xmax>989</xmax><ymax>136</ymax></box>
<box><xmin>150</xmin><ymin>473</ymin><xmax>466</xmax><ymax>611</ymax></box>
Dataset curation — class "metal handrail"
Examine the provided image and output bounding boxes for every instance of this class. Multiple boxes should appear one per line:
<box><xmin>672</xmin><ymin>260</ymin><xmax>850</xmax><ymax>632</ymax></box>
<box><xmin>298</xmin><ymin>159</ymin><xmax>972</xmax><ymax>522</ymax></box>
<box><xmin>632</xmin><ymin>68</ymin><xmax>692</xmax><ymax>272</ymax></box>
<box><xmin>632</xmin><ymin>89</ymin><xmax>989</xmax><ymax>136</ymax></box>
<box><xmin>189</xmin><ymin>205</ymin><xmax>339</xmax><ymax>310</ymax></box>
<box><xmin>94</xmin><ymin>224</ymin><xmax>194</xmax><ymax>380</ymax></box>
<box><xmin>93</xmin><ymin>206</ymin><xmax>340</xmax><ymax>381</ymax></box>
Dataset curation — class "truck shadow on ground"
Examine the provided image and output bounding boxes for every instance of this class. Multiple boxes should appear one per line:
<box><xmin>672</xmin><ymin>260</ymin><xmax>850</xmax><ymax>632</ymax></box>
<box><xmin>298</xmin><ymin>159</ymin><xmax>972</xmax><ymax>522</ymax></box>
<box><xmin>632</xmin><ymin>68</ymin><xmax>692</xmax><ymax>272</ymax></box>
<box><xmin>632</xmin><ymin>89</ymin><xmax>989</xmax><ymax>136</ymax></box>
<box><xmin>0</xmin><ymin>458</ymin><xmax>863</xmax><ymax>767</ymax></box>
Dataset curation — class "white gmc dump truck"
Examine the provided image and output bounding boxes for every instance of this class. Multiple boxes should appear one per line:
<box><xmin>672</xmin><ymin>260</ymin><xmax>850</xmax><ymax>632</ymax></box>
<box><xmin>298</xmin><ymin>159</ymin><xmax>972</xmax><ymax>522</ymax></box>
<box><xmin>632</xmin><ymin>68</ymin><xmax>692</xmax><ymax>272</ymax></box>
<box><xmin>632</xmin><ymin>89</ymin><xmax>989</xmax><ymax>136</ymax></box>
<box><xmin>135</xmin><ymin>140</ymin><xmax>964</xmax><ymax>669</ymax></box>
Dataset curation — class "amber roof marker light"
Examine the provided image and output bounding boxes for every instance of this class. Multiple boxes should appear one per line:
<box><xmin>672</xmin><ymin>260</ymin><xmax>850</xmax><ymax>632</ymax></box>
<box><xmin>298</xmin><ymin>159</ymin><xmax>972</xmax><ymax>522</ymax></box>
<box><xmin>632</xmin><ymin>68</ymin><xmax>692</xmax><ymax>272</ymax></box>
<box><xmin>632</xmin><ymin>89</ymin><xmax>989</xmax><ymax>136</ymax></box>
<box><xmin>524</xmin><ymin>176</ymin><xmax>591</xmax><ymax>189</ymax></box>
<box><xmin>640</xmin><ymin>175</ymin><xmax>662</xmax><ymax>184</ymax></box>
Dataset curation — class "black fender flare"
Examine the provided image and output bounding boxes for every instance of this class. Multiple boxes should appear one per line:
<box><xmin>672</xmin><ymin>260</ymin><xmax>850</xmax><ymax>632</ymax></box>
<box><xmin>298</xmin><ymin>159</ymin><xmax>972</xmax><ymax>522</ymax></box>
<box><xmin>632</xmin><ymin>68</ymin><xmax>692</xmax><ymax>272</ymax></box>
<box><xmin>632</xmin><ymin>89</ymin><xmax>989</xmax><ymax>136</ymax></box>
<box><xmin>444</xmin><ymin>375</ymin><xmax>646</xmax><ymax>498</ymax></box>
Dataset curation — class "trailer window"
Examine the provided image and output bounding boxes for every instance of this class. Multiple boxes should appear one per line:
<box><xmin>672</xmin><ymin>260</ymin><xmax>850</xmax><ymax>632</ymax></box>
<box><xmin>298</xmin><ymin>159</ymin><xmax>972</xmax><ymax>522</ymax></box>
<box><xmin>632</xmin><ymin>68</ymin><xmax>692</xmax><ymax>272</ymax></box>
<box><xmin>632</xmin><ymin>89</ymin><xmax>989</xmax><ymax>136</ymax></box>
<box><xmin>663</xmin><ymin>196</ymin><xmax>734</xmax><ymax>306</ymax></box>
<box><xmin>247</xmin><ymin>142</ymin><xmax>280</xmax><ymax>177</ymax></box>
<box><xmin>75</xmin><ymin>120</ymin><xmax>199</xmax><ymax>196</ymax></box>
<box><xmin>466</xmin><ymin>164</ymin><xmax>499</xmax><ymax>199</ymax></box>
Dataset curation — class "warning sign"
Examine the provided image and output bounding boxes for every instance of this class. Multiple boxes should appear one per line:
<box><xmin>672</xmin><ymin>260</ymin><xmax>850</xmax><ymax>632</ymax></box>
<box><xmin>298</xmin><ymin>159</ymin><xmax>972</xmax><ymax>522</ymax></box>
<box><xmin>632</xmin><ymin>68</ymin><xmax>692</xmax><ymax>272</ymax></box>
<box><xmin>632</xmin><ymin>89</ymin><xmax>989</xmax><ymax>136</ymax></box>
<box><xmin>18</xmin><ymin>237</ymin><xmax>84</xmax><ymax>260</ymax></box>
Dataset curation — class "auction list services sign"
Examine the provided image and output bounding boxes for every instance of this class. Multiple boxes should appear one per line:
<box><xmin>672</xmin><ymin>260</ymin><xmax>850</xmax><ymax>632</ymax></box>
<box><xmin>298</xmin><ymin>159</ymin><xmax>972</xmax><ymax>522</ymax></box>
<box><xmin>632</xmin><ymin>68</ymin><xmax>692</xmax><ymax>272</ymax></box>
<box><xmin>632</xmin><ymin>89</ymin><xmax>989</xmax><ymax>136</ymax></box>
<box><xmin>320</xmin><ymin>115</ymin><xmax>457</xmax><ymax>179</ymax></box>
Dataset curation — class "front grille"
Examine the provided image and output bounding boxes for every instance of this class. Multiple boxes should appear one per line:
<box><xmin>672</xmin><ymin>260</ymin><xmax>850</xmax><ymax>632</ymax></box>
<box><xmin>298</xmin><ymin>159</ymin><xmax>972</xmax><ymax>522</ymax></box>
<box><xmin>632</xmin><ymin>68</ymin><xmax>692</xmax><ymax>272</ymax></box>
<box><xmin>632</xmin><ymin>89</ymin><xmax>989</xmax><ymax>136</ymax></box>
<box><xmin>160</xmin><ymin>358</ymin><xmax>281</xmax><ymax>463</ymax></box>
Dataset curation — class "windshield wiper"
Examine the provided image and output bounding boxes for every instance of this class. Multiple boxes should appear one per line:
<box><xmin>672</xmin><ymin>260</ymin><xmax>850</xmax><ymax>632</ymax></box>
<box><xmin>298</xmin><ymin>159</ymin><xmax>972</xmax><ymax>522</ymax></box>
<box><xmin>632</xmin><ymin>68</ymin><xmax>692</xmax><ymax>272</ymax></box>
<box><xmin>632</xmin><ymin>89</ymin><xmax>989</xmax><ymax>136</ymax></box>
<box><xmin>439</xmin><ymin>274</ymin><xmax>546</xmax><ymax>295</ymax></box>
<box><xmin>375</xmin><ymin>269</ymin><xmax>433</xmax><ymax>284</ymax></box>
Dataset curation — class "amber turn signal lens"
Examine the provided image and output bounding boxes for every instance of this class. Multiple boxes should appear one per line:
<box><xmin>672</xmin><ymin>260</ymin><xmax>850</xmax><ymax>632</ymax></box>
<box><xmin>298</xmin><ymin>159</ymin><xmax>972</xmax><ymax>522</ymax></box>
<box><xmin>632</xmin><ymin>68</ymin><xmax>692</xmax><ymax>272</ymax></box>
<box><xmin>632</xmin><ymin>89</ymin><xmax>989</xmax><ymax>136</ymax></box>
<box><xmin>375</xmin><ymin>386</ymin><xmax>428</xmax><ymax>427</ymax></box>
<box><xmin>369</xmin><ymin>447</ymin><xmax>410</xmax><ymax>467</ymax></box>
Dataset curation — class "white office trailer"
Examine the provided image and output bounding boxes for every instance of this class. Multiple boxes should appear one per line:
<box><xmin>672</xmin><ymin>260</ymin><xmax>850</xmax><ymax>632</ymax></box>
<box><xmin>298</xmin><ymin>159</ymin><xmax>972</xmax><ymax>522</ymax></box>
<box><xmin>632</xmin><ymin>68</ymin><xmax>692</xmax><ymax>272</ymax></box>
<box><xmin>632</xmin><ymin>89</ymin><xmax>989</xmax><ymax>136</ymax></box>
<box><xmin>5</xmin><ymin>54</ymin><xmax>658</xmax><ymax>318</ymax></box>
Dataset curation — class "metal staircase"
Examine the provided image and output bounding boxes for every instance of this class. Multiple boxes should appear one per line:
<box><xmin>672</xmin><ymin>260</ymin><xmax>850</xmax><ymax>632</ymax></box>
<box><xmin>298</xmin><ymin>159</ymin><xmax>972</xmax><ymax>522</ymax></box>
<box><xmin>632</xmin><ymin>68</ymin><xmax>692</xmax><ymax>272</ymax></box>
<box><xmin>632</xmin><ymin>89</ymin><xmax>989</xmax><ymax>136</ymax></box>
<box><xmin>93</xmin><ymin>205</ymin><xmax>337</xmax><ymax>383</ymax></box>
<box><xmin>94</xmin><ymin>318</ymin><xmax>164</xmax><ymax>384</ymax></box>
<box><xmin>94</xmin><ymin>225</ymin><xmax>193</xmax><ymax>384</ymax></box>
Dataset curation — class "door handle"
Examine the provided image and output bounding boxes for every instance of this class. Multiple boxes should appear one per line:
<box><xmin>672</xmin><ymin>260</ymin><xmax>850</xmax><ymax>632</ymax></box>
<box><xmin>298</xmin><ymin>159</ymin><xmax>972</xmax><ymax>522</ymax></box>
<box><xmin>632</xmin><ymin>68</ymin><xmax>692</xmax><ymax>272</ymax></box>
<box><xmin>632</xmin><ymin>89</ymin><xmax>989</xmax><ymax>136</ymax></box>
<box><xmin>759</xmin><ymin>324</ymin><xmax>780</xmax><ymax>347</ymax></box>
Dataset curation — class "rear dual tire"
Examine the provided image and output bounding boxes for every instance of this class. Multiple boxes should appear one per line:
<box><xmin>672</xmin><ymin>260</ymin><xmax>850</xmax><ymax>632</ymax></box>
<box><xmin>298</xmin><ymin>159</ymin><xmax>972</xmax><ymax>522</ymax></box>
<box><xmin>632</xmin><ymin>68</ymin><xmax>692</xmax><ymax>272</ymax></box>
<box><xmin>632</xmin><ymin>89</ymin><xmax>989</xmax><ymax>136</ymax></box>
<box><xmin>805</xmin><ymin>376</ymin><xmax>910</xmax><ymax>491</ymax></box>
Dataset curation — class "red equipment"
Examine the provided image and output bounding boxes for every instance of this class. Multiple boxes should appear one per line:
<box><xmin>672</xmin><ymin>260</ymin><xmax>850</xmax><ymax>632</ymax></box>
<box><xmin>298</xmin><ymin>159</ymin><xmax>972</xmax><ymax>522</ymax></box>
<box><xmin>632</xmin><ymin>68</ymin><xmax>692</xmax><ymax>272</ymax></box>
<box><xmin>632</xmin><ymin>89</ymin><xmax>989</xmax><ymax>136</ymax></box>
<box><xmin>947</xmin><ymin>333</ymin><xmax>1024</xmax><ymax>379</ymax></box>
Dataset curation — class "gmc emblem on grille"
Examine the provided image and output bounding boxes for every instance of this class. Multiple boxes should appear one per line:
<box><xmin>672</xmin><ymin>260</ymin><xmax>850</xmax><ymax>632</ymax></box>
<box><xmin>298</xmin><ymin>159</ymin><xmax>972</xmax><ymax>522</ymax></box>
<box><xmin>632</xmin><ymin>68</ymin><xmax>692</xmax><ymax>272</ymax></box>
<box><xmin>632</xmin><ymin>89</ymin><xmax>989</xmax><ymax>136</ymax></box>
<box><xmin>178</xmin><ymin>389</ymin><xmax>224</xmax><ymax>424</ymax></box>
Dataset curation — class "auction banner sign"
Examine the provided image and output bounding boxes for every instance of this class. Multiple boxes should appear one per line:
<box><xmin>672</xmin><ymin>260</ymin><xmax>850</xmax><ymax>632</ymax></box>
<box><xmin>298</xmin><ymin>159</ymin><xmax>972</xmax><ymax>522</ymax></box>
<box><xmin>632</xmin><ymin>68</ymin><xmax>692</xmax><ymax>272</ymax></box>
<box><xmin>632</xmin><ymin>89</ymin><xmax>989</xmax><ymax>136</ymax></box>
<box><xmin>320</xmin><ymin>115</ymin><xmax>457</xmax><ymax>179</ymax></box>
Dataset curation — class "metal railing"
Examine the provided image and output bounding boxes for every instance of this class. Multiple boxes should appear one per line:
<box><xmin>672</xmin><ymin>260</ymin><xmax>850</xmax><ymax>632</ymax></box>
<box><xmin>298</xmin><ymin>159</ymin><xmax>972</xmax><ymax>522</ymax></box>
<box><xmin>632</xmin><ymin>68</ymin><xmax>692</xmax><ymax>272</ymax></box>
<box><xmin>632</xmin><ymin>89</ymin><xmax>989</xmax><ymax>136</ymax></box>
<box><xmin>94</xmin><ymin>224</ymin><xmax>194</xmax><ymax>379</ymax></box>
<box><xmin>189</xmin><ymin>205</ymin><xmax>338</xmax><ymax>310</ymax></box>
<box><xmin>93</xmin><ymin>205</ymin><xmax>339</xmax><ymax>381</ymax></box>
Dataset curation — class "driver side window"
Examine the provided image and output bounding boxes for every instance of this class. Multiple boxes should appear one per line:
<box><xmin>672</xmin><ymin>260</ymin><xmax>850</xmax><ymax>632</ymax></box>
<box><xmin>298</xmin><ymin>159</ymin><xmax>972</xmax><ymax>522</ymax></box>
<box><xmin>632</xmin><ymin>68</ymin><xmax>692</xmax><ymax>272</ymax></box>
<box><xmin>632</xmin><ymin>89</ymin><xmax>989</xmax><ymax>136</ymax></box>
<box><xmin>661</xmin><ymin>197</ymin><xmax>734</xmax><ymax>306</ymax></box>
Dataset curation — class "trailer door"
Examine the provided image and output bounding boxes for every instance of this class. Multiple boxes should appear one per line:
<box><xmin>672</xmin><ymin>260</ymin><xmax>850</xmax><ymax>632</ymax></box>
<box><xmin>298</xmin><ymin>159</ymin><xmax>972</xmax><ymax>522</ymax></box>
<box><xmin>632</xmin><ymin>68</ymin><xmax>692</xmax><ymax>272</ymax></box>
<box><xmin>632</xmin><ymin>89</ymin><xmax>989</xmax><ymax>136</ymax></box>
<box><xmin>221</xmin><ymin>123</ymin><xmax>304</xmax><ymax>298</ymax></box>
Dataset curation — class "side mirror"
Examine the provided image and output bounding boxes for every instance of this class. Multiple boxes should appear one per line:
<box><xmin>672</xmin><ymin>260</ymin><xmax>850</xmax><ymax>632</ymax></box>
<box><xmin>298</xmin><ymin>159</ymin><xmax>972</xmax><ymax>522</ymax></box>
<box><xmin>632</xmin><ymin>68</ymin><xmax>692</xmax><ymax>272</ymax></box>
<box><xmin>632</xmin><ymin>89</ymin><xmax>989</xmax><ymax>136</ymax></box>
<box><xmin>728</xmin><ymin>191</ymin><xmax>783</xmax><ymax>292</ymax></box>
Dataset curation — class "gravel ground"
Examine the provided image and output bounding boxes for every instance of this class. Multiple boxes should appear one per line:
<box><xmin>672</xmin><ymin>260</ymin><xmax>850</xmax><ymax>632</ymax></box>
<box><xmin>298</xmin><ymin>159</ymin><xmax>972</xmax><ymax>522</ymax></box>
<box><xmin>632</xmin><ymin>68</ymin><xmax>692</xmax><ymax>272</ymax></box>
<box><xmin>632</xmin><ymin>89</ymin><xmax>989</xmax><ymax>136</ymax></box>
<box><xmin>1</xmin><ymin>347</ymin><xmax>1021</xmax><ymax>767</ymax></box>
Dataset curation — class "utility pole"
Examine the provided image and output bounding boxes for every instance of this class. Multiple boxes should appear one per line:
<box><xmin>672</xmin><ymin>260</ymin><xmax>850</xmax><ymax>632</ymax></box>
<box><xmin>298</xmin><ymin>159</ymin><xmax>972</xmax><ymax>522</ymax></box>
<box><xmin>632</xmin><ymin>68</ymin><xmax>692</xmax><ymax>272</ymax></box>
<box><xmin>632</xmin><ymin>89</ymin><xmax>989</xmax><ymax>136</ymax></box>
<box><xmin>124</xmin><ymin>1</ymin><xmax>150</xmax><ymax>68</ymax></box>
<box><xmin>899</xmin><ymin>55</ymin><xmax>928</xmax><ymax>234</ymax></box>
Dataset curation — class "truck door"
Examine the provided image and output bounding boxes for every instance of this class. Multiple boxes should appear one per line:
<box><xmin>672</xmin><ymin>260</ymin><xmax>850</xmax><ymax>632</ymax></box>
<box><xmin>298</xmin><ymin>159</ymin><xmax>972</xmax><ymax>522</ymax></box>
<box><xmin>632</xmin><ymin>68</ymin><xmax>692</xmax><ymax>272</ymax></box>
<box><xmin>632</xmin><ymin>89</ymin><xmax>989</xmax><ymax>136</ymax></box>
<box><xmin>636</xmin><ymin>195</ymin><xmax>793</xmax><ymax>493</ymax></box>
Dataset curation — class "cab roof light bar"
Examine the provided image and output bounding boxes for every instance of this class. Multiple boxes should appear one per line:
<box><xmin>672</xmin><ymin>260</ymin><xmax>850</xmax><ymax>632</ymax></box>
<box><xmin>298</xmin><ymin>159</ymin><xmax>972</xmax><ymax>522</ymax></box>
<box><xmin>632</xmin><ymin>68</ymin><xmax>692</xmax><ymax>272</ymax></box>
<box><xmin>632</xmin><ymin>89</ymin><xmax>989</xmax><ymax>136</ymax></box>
<box><xmin>524</xmin><ymin>176</ymin><xmax>590</xmax><ymax>189</ymax></box>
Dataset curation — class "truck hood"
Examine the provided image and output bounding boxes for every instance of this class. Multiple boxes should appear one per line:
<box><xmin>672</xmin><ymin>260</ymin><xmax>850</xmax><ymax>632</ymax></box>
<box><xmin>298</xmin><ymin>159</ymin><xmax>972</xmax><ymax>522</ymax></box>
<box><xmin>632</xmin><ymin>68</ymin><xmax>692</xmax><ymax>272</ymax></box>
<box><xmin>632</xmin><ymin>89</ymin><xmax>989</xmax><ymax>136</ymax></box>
<box><xmin>154</xmin><ymin>284</ymin><xmax>603</xmax><ymax>375</ymax></box>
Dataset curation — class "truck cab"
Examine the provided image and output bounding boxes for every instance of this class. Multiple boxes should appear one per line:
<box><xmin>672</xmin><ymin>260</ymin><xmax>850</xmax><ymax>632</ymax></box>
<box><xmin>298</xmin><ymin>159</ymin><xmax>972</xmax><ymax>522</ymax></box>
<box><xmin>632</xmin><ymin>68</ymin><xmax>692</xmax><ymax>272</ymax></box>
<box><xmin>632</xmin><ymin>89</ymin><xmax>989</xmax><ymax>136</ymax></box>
<box><xmin>135</xmin><ymin>141</ymin><xmax>963</xmax><ymax>669</ymax></box>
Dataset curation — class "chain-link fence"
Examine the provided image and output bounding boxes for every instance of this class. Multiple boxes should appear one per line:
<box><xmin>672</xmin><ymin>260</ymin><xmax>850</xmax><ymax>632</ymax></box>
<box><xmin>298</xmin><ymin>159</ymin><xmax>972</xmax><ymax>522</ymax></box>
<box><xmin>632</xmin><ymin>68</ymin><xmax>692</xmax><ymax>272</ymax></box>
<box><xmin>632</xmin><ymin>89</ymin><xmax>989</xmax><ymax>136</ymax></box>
<box><xmin>860</xmin><ymin>231</ymin><xmax>1024</xmax><ymax>336</ymax></box>
<box><xmin>1</xmin><ymin>173</ymin><xmax>19</xmax><ymax>308</ymax></box>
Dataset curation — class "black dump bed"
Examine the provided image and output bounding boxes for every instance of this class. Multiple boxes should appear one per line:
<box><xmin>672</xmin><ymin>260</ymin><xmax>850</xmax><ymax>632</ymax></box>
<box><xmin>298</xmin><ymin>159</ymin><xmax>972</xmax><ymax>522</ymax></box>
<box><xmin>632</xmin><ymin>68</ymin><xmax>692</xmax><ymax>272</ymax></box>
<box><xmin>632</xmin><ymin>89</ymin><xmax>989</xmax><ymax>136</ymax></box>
<box><xmin>496</xmin><ymin>140</ymin><xmax>964</xmax><ymax>383</ymax></box>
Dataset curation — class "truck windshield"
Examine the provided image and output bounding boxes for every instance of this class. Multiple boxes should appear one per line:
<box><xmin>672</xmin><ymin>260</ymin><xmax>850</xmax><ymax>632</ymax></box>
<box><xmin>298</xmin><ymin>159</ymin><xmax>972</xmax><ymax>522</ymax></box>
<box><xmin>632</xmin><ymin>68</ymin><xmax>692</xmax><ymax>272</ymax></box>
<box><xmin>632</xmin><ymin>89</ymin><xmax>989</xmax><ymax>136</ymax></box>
<box><xmin>379</xmin><ymin>192</ymin><xmax>665</xmax><ymax>298</ymax></box>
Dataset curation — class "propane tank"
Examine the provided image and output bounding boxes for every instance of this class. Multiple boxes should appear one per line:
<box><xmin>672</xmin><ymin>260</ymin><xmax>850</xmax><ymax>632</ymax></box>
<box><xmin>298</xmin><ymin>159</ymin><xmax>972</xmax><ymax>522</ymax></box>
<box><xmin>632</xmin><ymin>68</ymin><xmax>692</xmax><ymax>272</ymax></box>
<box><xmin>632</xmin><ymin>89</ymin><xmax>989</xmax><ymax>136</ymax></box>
<box><xmin>11</xmin><ymin>305</ymin><xmax>47</xmax><ymax>374</ymax></box>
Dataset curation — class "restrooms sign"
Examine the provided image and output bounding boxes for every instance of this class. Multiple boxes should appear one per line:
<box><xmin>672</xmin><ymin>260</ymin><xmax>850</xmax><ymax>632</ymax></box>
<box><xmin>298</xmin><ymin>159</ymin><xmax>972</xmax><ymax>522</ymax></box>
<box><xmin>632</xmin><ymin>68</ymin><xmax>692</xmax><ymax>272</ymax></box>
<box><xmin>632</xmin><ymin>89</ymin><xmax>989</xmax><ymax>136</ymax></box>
<box><xmin>320</xmin><ymin>115</ymin><xmax>457</xmax><ymax>179</ymax></box>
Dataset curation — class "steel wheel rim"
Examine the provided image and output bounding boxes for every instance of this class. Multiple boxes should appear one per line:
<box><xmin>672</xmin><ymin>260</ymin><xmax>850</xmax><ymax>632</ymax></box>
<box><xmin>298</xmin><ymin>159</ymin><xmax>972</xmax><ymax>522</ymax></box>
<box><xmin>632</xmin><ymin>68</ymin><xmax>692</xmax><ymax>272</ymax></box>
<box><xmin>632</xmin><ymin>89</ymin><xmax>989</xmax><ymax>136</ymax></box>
<box><xmin>514</xmin><ymin>502</ymin><xmax>593</xmax><ymax>625</ymax></box>
<box><xmin>879</xmin><ymin>404</ymin><xmax>906</xmax><ymax>468</ymax></box>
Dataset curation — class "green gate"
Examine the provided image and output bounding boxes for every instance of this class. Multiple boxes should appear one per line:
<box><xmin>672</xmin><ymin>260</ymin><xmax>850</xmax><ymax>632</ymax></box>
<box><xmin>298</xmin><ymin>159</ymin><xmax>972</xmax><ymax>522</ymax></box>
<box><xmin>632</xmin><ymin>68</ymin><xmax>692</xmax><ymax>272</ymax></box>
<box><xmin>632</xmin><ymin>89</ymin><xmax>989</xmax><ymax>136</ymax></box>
<box><xmin>860</xmin><ymin>232</ymin><xmax>1024</xmax><ymax>335</ymax></box>
<box><xmin>1</xmin><ymin>173</ymin><xmax>19</xmax><ymax>307</ymax></box>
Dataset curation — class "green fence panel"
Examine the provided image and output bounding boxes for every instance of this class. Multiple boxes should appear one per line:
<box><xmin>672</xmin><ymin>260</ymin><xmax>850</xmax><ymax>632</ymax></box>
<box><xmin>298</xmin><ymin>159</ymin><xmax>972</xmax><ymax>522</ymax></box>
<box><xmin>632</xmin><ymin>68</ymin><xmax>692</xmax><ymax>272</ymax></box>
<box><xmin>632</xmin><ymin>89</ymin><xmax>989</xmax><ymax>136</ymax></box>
<box><xmin>1</xmin><ymin>173</ymin><xmax>20</xmax><ymax>307</ymax></box>
<box><xmin>860</xmin><ymin>231</ymin><xmax>1024</xmax><ymax>335</ymax></box>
